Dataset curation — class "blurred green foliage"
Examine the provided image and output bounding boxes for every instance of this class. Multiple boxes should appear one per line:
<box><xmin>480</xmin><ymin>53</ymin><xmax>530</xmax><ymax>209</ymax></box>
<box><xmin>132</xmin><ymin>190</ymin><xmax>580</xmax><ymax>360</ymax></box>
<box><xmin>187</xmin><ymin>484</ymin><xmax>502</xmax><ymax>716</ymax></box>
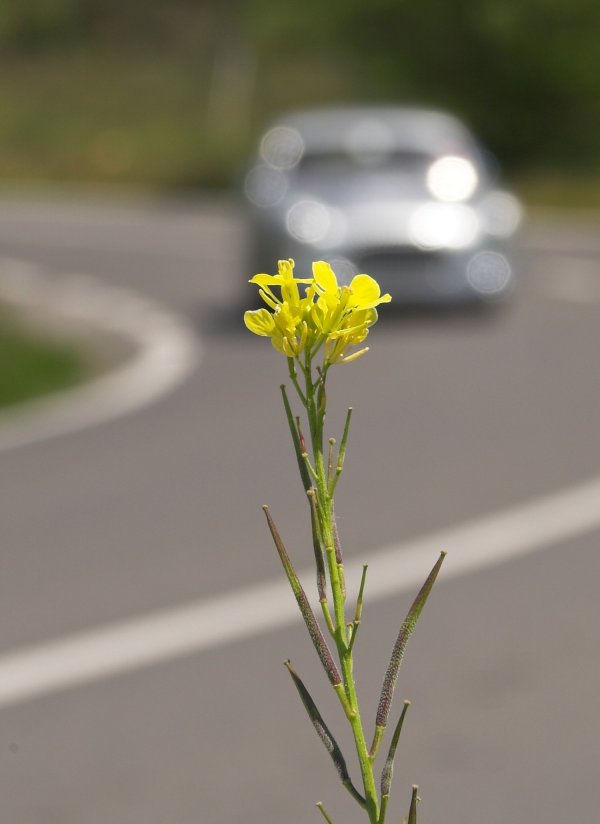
<box><xmin>0</xmin><ymin>311</ymin><xmax>89</xmax><ymax>408</ymax></box>
<box><xmin>0</xmin><ymin>0</ymin><xmax>599</xmax><ymax>195</ymax></box>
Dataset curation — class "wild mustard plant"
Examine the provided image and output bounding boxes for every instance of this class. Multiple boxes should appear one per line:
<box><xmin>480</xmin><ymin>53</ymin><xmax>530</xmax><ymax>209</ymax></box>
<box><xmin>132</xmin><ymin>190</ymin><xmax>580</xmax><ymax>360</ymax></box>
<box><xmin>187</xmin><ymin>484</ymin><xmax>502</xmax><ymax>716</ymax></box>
<box><xmin>245</xmin><ymin>259</ymin><xmax>446</xmax><ymax>824</ymax></box>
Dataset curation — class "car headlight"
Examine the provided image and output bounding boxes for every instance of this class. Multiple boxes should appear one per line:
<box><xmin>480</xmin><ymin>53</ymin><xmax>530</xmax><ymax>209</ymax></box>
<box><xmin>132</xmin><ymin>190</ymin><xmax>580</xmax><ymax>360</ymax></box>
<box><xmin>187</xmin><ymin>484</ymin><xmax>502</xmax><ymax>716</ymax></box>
<box><xmin>426</xmin><ymin>155</ymin><xmax>478</xmax><ymax>202</ymax></box>
<box><xmin>244</xmin><ymin>165</ymin><xmax>287</xmax><ymax>208</ymax></box>
<box><xmin>409</xmin><ymin>203</ymin><xmax>479</xmax><ymax>250</ymax></box>
<box><xmin>479</xmin><ymin>191</ymin><xmax>522</xmax><ymax>237</ymax></box>
<box><xmin>260</xmin><ymin>126</ymin><xmax>304</xmax><ymax>170</ymax></box>
<box><xmin>467</xmin><ymin>251</ymin><xmax>513</xmax><ymax>295</ymax></box>
<box><xmin>285</xmin><ymin>200</ymin><xmax>346</xmax><ymax>247</ymax></box>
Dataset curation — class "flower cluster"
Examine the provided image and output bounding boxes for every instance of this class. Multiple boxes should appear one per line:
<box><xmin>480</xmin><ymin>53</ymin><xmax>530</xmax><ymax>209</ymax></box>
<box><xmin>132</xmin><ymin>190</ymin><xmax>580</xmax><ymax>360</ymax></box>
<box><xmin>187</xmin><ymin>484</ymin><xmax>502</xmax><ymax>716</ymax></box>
<box><xmin>244</xmin><ymin>260</ymin><xmax>391</xmax><ymax>364</ymax></box>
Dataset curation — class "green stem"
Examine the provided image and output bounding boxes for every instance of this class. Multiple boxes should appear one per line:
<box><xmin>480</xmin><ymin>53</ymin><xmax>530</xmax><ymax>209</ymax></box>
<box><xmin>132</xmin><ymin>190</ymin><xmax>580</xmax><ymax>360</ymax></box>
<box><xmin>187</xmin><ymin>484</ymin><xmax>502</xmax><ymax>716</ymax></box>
<box><xmin>340</xmin><ymin>649</ymin><xmax>380</xmax><ymax>824</ymax></box>
<box><xmin>315</xmin><ymin>446</ymin><xmax>379</xmax><ymax>823</ymax></box>
<box><xmin>287</xmin><ymin>357</ymin><xmax>306</xmax><ymax>406</ymax></box>
<box><xmin>316</xmin><ymin>452</ymin><xmax>347</xmax><ymax>647</ymax></box>
<box><xmin>302</xmin><ymin>354</ymin><xmax>321</xmax><ymax>452</ymax></box>
<box><xmin>294</xmin><ymin>352</ymin><xmax>380</xmax><ymax>824</ymax></box>
<box><xmin>303</xmin><ymin>355</ymin><xmax>345</xmax><ymax>642</ymax></box>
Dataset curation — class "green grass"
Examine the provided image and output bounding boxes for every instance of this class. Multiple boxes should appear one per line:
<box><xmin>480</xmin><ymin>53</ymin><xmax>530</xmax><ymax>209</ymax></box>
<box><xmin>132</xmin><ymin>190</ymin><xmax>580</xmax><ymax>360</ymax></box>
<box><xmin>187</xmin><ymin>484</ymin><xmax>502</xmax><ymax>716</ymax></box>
<box><xmin>0</xmin><ymin>314</ymin><xmax>90</xmax><ymax>409</ymax></box>
<box><xmin>512</xmin><ymin>170</ymin><xmax>600</xmax><ymax>211</ymax></box>
<box><xmin>0</xmin><ymin>50</ymin><xmax>253</xmax><ymax>190</ymax></box>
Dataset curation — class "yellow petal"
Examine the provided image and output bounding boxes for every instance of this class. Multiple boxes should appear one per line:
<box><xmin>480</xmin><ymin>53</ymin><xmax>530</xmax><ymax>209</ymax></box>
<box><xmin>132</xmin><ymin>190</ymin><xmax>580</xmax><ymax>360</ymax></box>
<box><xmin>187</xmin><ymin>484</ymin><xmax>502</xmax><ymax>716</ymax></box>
<box><xmin>348</xmin><ymin>274</ymin><xmax>386</xmax><ymax>308</ymax></box>
<box><xmin>249</xmin><ymin>274</ymin><xmax>281</xmax><ymax>286</ymax></box>
<box><xmin>244</xmin><ymin>308</ymin><xmax>275</xmax><ymax>336</ymax></box>
<box><xmin>350</xmin><ymin>275</ymin><xmax>391</xmax><ymax>308</ymax></box>
<box><xmin>312</xmin><ymin>261</ymin><xmax>339</xmax><ymax>294</ymax></box>
<box><xmin>250</xmin><ymin>272</ymin><xmax>311</xmax><ymax>287</ymax></box>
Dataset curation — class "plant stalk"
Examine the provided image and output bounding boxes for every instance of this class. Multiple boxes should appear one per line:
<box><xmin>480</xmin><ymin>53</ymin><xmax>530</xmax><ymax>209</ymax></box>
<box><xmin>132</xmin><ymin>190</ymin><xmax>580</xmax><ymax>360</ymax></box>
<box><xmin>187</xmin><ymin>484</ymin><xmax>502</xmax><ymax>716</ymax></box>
<box><xmin>291</xmin><ymin>350</ymin><xmax>382</xmax><ymax>823</ymax></box>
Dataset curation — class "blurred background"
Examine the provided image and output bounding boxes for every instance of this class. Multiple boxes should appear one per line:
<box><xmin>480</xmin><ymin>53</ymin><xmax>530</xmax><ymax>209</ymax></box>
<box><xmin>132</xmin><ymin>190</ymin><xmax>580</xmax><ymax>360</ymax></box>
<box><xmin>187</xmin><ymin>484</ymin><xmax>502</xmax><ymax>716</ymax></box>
<box><xmin>0</xmin><ymin>0</ymin><xmax>599</xmax><ymax>204</ymax></box>
<box><xmin>1</xmin><ymin>4</ymin><xmax>600</xmax><ymax>824</ymax></box>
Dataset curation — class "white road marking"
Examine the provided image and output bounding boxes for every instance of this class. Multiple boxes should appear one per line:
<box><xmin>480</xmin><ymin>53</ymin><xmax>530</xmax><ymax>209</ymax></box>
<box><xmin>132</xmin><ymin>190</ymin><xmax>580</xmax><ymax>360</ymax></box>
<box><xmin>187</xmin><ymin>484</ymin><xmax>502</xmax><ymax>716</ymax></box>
<box><xmin>0</xmin><ymin>258</ymin><xmax>200</xmax><ymax>452</ymax></box>
<box><xmin>1</xmin><ymin>472</ymin><xmax>600</xmax><ymax>708</ymax></box>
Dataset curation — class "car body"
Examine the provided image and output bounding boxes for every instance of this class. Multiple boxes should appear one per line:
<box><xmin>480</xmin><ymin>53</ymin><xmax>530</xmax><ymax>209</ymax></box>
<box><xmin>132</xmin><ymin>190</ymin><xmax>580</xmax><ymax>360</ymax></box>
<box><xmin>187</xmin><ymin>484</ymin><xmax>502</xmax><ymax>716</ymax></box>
<box><xmin>243</xmin><ymin>105</ymin><xmax>522</xmax><ymax>304</ymax></box>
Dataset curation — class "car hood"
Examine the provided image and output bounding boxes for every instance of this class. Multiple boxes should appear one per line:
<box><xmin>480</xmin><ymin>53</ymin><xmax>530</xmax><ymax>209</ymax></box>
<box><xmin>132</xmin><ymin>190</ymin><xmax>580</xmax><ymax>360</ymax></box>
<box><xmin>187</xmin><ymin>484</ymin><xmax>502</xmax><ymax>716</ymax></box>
<box><xmin>288</xmin><ymin>169</ymin><xmax>429</xmax><ymax>203</ymax></box>
<box><xmin>279</xmin><ymin>174</ymin><xmax>482</xmax><ymax>250</ymax></box>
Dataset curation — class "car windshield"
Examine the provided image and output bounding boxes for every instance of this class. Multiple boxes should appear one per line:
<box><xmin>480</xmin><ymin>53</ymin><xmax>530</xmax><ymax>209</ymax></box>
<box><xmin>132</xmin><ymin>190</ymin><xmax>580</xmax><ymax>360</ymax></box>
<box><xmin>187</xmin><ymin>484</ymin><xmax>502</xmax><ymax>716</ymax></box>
<box><xmin>296</xmin><ymin>149</ymin><xmax>433</xmax><ymax>179</ymax></box>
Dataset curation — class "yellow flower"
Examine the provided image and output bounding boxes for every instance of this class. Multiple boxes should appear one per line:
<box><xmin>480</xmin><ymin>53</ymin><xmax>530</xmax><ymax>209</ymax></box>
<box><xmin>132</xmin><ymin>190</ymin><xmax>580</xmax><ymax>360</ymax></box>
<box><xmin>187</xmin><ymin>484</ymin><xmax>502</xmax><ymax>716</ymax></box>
<box><xmin>244</xmin><ymin>307</ymin><xmax>275</xmax><ymax>337</ymax></box>
<box><xmin>249</xmin><ymin>258</ymin><xmax>311</xmax><ymax>313</ymax></box>
<box><xmin>244</xmin><ymin>259</ymin><xmax>391</xmax><ymax>363</ymax></box>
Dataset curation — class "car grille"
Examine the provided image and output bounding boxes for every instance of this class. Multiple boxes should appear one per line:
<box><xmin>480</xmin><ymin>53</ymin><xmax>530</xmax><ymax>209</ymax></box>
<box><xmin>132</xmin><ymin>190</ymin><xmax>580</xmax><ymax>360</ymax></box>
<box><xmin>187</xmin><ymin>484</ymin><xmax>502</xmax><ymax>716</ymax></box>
<box><xmin>356</xmin><ymin>248</ymin><xmax>443</xmax><ymax>278</ymax></box>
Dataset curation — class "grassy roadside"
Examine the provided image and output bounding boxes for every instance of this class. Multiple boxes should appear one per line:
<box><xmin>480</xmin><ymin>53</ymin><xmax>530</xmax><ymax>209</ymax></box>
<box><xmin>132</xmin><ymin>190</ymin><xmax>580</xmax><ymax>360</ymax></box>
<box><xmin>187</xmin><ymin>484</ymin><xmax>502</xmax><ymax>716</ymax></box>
<box><xmin>2</xmin><ymin>50</ymin><xmax>600</xmax><ymax>209</ymax></box>
<box><xmin>0</xmin><ymin>310</ymin><xmax>91</xmax><ymax>409</ymax></box>
<box><xmin>0</xmin><ymin>50</ymin><xmax>254</xmax><ymax>190</ymax></box>
<box><xmin>511</xmin><ymin>171</ymin><xmax>600</xmax><ymax>211</ymax></box>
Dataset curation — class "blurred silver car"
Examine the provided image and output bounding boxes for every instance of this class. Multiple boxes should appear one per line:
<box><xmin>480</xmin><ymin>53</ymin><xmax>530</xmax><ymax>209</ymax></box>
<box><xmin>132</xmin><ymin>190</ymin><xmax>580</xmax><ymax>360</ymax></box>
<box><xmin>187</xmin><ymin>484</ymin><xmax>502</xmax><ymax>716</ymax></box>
<box><xmin>243</xmin><ymin>106</ymin><xmax>522</xmax><ymax>304</ymax></box>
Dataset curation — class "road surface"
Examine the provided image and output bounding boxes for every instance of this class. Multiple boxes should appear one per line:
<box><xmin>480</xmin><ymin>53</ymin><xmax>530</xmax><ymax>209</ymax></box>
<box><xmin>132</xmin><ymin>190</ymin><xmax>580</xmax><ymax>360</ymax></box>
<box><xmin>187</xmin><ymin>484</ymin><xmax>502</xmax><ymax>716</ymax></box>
<box><xmin>0</xmin><ymin>195</ymin><xmax>599</xmax><ymax>824</ymax></box>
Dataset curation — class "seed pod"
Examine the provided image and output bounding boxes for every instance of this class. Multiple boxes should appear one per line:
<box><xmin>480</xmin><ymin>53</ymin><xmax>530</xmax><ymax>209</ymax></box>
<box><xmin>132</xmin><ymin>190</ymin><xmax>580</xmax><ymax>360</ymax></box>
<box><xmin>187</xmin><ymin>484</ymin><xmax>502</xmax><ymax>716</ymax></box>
<box><xmin>380</xmin><ymin>700</ymin><xmax>411</xmax><ymax>798</ymax></box>
<box><xmin>307</xmin><ymin>489</ymin><xmax>327</xmax><ymax>603</ymax></box>
<box><xmin>263</xmin><ymin>506</ymin><xmax>341</xmax><ymax>687</ymax></box>
<box><xmin>375</xmin><ymin>552</ymin><xmax>446</xmax><ymax>730</ymax></box>
<box><xmin>285</xmin><ymin>661</ymin><xmax>366</xmax><ymax>809</ymax></box>
<box><xmin>407</xmin><ymin>785</ymin><xmax>419</xmax><ymax>824</ymax></box>
<box><xmin>280</xmin><ymin>385</ymin><xmax>311</xmax><ymax>491</ymax></box>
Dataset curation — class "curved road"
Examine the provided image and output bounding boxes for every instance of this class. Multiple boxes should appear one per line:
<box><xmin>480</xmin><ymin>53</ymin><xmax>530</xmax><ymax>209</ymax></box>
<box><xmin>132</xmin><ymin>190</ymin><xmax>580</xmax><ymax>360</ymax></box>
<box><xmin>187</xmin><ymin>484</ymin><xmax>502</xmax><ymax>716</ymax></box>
<box><xmin>0</xmin><ymin>196</ymin><xmax>599</xmax><ymax>824</ymax></box>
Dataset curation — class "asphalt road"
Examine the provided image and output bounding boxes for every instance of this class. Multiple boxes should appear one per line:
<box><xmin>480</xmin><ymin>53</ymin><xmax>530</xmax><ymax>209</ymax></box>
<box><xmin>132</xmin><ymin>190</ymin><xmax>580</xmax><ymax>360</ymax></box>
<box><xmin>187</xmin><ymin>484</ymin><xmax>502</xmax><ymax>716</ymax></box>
<box><xmin>0</xmin><ymin>195</ymin><xmax>599</xmax><ymax>824</ymax></box>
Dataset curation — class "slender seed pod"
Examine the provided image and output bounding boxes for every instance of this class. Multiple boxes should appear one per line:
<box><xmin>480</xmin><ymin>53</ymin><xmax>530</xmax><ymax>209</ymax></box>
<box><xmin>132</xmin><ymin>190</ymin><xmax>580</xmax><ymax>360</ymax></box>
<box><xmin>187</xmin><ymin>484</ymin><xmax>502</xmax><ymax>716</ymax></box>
<box><xmin>331</xmin><ymin>510</ymin><xmax>346</xmax><ymax>597</ymax></box>
<box><xmin>263</xmin><ymin>506</ymin><xmax>342</xmax><ymax>687</ymax></box>
<box><xmin>285</xmin><ymin>661</ymin><xmax>366</xmax><ymax>810</ymax></box>
<box><xmin>327</xmin><ymin>437</ymin><xmax>336</xmax><ymax>486</ymax></box>
<box><xmin>307</xmin><ymin>489</ymin><xmax>327</xmax><ymax>602</ymax></box>
<box><xmin>375</xmin><ymin>552</ymin><xmax>446</xmax><ymax>730</ymax></box>
<box><xmin>316</xmin><ymin>802</ymin><xmax>335</xmax><ymax>824</ymax></box>
<box><xmin>407</xmin><ymin>785</ymin><xmax>419</xmax><ymax>824</ymax></box>
<box><xmin>380</xmin><ymin>701</ymin><xmax>411</xmax><ymax>798</ymax></box>
<box><xmin>330</xmin><ymin>407</ymin><xmax>353</xmax><ymax>497</ymax></box>
<box><xmin>332</xmin><ymin>510</ymin><xmax>343</xmax><ymax>566</ymax></box>
<box><xmin>296</xmin><ymin>416</ymin><xmax>307</xmax><ymax>454</ymax></box>
<box><xmin>280</xmin><ymin>384</ymin><xmax>311</xmax><ymax>491</ymax></box>
<box><xmin>316</xmin><ymin>374</ymin><xmax>327</xmax><ymax>437</ymax></box>
<box><xmin>337</xmin><ymin>407</ymin><xmax>353</xmax><ymax>471</ymax></box>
